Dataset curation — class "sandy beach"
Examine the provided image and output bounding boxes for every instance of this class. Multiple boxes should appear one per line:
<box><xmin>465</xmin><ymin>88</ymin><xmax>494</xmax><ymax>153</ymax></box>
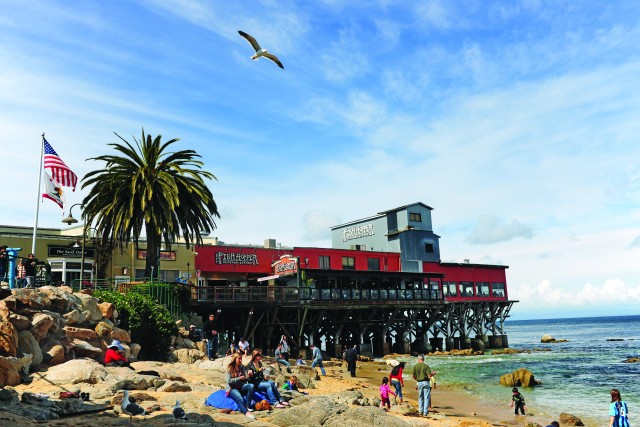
<box><xmin>2</xmin><ymin>355</ymin><xmax>563</xmax><ymax>427</ymax></box>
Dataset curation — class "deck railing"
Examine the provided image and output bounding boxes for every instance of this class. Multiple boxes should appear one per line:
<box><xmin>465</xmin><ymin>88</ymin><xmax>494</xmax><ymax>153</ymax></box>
<box><xmin>190</xmin><ymin>285</ymin><xmax>443</xmax><ymax>304</ymax></box>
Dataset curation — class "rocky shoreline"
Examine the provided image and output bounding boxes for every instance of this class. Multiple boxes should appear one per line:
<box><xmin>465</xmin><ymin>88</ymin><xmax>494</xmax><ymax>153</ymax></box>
<box><xmin>1</xmin><ymin>286</ymin><xmax>584</xmax><ymax>426</ymax></box>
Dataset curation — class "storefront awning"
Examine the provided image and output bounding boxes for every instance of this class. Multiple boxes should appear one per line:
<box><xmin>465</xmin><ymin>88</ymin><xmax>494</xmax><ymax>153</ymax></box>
<box><xmin>257</xmin><ymin>274</ymin><xmax>280</xmax><ymax>282</ymax></box>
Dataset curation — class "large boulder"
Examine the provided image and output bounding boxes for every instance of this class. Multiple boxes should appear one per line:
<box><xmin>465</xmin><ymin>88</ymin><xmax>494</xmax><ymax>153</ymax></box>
<box><xmin>110</xmin><ymin>327</ymin><xmax>131</xmax><ymax>344</ymax></box>
<box><xmin>18</xmin><ymin>330</ymin><xmax>43</xmax><ymax>366</ymax></box>
<box><xmin>37</xmin><ymin>358</ymin><xmax>107</xmax><ymax>385</ymax></box>
<box><xmin>129</xmin><ymin>343</ymin><xmax>142</xmax><ymax>359</ymax></box>
<box><xmin>41</xmin><ymin>340</ymin><xmax>66</xmax><ymax>366</ymax></box>
<box><xmin>74</xmin><ymin>293</ymin><xmax>102</xmax><ymax>323</ymax></box>
<box><xmin>324</xmin><ymin>405</ymin><xmax>413</xmax><ymax>427</ymax></box>
<box><xmin>95</xmin><ymin>321</ymin><xmax>113</xmax><ymax>338</ymax></box>
<box><xmin>63</xmin><ymin>309</ymin><xmax>83</xmax><ymax>325</ymax></box>
<box><xmin>0</xmin><ymin>354</ymin><xmax>32</xmax><ymax>387</ymax></box>
<box><xmin>0</xmin><ymin>319</ymin><xmax>18</xmax><ymax>357</ymax></box>
<box><xmin>500</xmin><ymin>368</ymin><xmax>541</xmax><ymax>387</ymax></box>
<box><xmin>71</xmin><ymin>339</ymin><xmax>103</xmax><ymax>359</ymax></box>
<box><xmin>8</xmin><ymin>313</ymin><xmax>31</xmax><ymax>331</ymax></box>
<box><xmin>559</xmin><ymin>413</ymin><xmax>585</xmax><ymax>426</ymax></box>
<box><xmin>64</xmin><ymin>326</ymin><xmax>98</xmax><ymax>341</ymax></box>
<box><xmin>30</xmin><ymin>313</ymin><xmax>56</xmax><ymax>342</ymax></box>
<box><xmin>171</xmin><ymin>348</ymin><xmax>206</xmax><ymax>364</ymax></box>
<box><xmin>271</xmin><ymin>397</ymin><xmax>348</xmax><ymax>426</ymax></box>
<box><xmin>97</xmin><ymin>302</ymin><xmax>114</xmax><ymax>319</ymax></box>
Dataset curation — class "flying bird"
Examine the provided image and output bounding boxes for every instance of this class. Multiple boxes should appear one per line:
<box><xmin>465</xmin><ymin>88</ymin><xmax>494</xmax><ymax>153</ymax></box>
<box><xmin>238</xmin><ymin>30</ymin><xmax>284</xmax><ymax>69</ymax></box>
<box><xmin>121</xmin><ymin>390</ymin><xmax>147</xmax><ymax>425</ymax></box>
<box><xmin>173</xmin><ymin>400</ymin><xmax>188</xmax><ymax>423</ymax></box>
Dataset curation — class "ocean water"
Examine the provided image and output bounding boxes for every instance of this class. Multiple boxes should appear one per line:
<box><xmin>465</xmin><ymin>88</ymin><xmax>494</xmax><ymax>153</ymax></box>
<box><xmin>411</xmin><ymin>315</ymin><xmax>640</xmax><ymax>425</ymax></box>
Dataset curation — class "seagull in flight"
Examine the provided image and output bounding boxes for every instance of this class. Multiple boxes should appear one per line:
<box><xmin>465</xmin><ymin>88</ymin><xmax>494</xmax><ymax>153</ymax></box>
<box><xmin>238</xmin><ymin>30</ymin><xmax>284</xmax><ymax>69</ymax></box>
<box><xmin>173</xmin><ymin>400</ymin><xmax>188</xmax><ymax>424</ymax></box>
<box><xmin>121</xmin><ymin>390</ymin><xmax>147</xmax><ymax>425</ymax></box>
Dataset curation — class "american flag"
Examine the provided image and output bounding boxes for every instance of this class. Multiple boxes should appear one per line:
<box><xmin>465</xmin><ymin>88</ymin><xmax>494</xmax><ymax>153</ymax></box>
<box><xmin>44</xmin><ymin>138</ymin><xmax>77</xmax><ymax>191</ymax></box>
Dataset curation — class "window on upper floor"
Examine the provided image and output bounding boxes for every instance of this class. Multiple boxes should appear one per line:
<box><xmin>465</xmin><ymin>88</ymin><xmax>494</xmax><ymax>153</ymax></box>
<box><xmin>409</xmin><ymin>212</ymin><xmax>422</xmax><ymax>222</ymax></box>
<box><xmin>342</xmin><ymin>256</ymin><xmax>355</xmax><ymax>270</ymax></box>
<box><xmin>367</xmin><ymin>258</ymin><xmax>380</xmax><ymax>271</ymax></box>
<box><xmin>477</xmin><ymin>282</ymin><xmax>490</xmax><ymax>296</ymax></box>
<box><xmin>425</xmin><ymin>243</ymin><xmax>434</xmax><ymax>253</ymax></box>
<box><xmin>461</xmin><ymin>281</ymin><xmax>474</xmax><ymax>297</ymax></box>
<box><xmin>443</xmin><ymin>281</ymin><xmax>457</xmax><ymax>297</ymax></box>
<box><xmin>319</xmin><ymin>255</ymin><xmax>330</xmax><ymax>269</ymax></box>
<box><xmin>491</xmin><ymin>282</ymin><xmax>505</xmax><ymax>297</ymax></box>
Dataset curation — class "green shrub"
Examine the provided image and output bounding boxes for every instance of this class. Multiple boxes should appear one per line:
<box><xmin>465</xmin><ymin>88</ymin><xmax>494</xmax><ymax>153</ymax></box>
<box><xmin>94</xmin><ymin>290</ymin><xmax>177</xmax><ymax>361</ymax></box>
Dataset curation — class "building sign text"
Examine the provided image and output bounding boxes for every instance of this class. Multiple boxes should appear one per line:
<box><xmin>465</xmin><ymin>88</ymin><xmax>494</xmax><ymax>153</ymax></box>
<box><xmin>341</xmin><ymin>223</ymin><xmax>375</xmax><ymax>242</ymax></box>
<box><xmin>215</xmin><ymin>252</ymin><xmax>259</xmax><ymax>265</ymax></box>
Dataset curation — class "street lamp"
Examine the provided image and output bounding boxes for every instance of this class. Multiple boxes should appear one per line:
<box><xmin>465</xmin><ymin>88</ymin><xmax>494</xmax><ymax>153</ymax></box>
<box><xmin>62</xmin><ymin>204</ymin><xmax>99</xmax><ymax>288</ymax></box>
<box><xmin>62</xmin><ymin>204</ymin><xmax>86</xmax><ymax>288</ymax></box>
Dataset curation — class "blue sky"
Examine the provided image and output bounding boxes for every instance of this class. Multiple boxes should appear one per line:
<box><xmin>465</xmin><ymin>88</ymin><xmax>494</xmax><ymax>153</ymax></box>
<box><xmin>1</xmin><ymin>1</ymin><xmax>639</xmax><ymax>320</ymax></box>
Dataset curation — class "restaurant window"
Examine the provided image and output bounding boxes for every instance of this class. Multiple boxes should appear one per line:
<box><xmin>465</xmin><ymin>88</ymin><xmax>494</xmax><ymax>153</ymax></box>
<box><xmin>409</xmin><ymin>212</ymin><xmax>422</xmax><ymax>222</ymax></box>
<box><xmin>461</xmin><ymin>281</ymin><xmax>475</xmax><ymax>297</ymax></box>
<box><xmin>443</xmin><ymin>281</ymin><xmax>457</xmax><ymax>297</ymax></box>
<box><xmin>491</xmin><ymin>282</ymin><xmax>505</xmax><ymax>297</ymax></box>
<box><xmin>477</xmin><ymin>282</ymin><xmax>490</xmax><ymax>296</ymax></box>
<box><xmin>342</xmin><ymin>256</ymin><xmax>355</xmax><ymax>270</ymax></box>
<box><xmin>319</xmin><ymin>255</ymin><xmax>330</xmax><ymax>269</ymax></box>
<box><xmin>425</xmin><ymin>243</ymin><xmax>434</xmax><ymax>253</ymax></box>
<box><xmin>367</xmin><ymin>258</ymin><xmax>380</xmax><ymax>271</ymax></box>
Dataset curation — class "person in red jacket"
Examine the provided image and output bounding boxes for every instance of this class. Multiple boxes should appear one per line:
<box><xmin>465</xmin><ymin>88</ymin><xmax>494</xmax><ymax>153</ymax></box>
<box><xmin>105</xmin><ymin>340</ymin><xmax>130</xmax><ymax>367</ymax></box>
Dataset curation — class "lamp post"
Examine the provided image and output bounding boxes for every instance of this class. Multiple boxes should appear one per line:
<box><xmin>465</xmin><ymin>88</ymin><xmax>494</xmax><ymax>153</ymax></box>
<box><xmin>62</xmin><ymin>204</ymin><xmax>85</xmax><ymax>288</ymax></box>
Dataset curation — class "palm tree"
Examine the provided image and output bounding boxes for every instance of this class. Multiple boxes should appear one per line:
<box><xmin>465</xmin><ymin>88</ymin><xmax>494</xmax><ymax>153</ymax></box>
<box><xmin>81</xmin><ymin>129</ymin><xmax>219</xmax><ymax>278</ymax></box>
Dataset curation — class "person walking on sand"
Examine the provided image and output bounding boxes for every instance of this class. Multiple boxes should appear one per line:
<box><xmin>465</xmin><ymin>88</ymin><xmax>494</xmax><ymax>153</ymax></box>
<box><xmin>412</xmin><ymin>354</ymin><xmax>436</xmax><ymax>417</ymax></box>
<box><xmin>510</xmin><ymin>387</ymin><xmax>526</xmax><ymax>415</ymax></box>
<box><xmin>379</xmin><ymin>377</ymin><xmax>396</xmax><ymax>411</ymax></box>
<box><xmin>609</xmin><ymin>388</ymin><xmax>630</xmax><ymax>427</ymax></box>
<box><xmin>345</xmin><ymin>345</ymin><xmax>358</xmax><ymax>377</ymax></box>
<box><xmin>389</xmin><ymin>360</ymin><xmax>405</xmax><ymax>404</ymax></box>
<box><xmin>310</xmin><ymin>344</ymin><xmax>326</xmax><ymax>375</ymax></box>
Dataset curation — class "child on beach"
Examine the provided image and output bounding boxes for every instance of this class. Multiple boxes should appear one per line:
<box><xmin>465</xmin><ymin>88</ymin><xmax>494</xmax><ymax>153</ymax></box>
<box><xmin>379</xmin><ymin>377</ymin><xmax>396</xmax><ymax>411</ymax></box>
<box><xmin>510</xmin><ymin>387</ymin><xmax>526</xmax><ymax>415</ymax></box>
<box><xmin>609</xmin><ymin>388</ymin><xmax>630</xmax><ymax>427</ymax></box>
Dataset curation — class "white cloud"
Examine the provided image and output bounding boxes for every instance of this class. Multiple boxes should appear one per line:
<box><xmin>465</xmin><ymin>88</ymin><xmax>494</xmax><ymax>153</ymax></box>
<box><xmin>302</xmin><ymin>210</ymin><xmax>342</xmax><ymax>241</ymax></box>
<box><xmin>627</xmin><ymin>236</ymin><xmax>640</xmax><ymax>249</ymax></box>
<box><xmin>466</xmin><ymin>215</ymin><xmax>533</xmax><ymax>245</ymax></box>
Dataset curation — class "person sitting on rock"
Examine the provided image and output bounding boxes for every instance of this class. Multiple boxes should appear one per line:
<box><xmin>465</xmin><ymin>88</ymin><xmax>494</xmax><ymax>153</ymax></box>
<box><xmin>282</xmin><ymin>375</ymin><xmax>307</xmax><ymax>394</ymax></box>
<box><xmin>274</xmin><ymin>343</ymin><xmax>291</xmax><ymax>372</ymax></box>
<box><xmin>225</xmin><ymin>351</ymin><xmax>256</xmax><ymax>419</ymax></box>
<box><xmin>247</xmin><ymin>349</ymin><xmax>289</xmax><ymax>409</ymax></box>
<box><xmin>188</xmin><ymin>325</ymin><xmax>202</xmax><ymax>342</ymax></box>
<box><xmin>104</xmin><ymin>340</ymin><xmax>131</xmax><ymax>368</ymax></box>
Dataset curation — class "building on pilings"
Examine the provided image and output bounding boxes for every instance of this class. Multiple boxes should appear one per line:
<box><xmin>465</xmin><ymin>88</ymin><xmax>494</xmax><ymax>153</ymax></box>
<box><xmin>191</xmin><ymin>202</ymin><xmax>516</xmax><ymax>357</ymax></box>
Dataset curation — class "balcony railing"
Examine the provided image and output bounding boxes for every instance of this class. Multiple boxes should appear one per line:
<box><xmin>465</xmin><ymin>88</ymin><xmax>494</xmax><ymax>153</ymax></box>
<box><xmin>190</xmin><ymin>286</ymin><xmax>443</xmax><ymax>303</ymax></box>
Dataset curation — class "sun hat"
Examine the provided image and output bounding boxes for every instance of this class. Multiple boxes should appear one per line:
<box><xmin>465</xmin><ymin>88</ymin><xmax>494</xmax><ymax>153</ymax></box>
<box><xmin>386</xmin><ymin>359</ymin><xmax>400</xmax><ymax>367</ymax></box>
<box><xmin>108</xmin><ymin>340</ymin><xmax>124</xmax><ymax>351</ymax></box>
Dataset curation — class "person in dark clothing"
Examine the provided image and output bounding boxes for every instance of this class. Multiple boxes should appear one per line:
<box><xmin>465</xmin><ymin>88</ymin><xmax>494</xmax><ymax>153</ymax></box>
<box><xmin>510</xmin><ymin>387</ymin><xmax>526</xmax><ymax>415</ymax></box>
<box><xmin>0</xmin><ymin>246</ymin><xmax>8</xmax><ymax>281</ymax></box>
<box><xmin>345</xmin><ymin>345</ymin><xmax>358</xmax><ymax>377</ymax></box>
<box><xmin>188</xmin><ymin>325</ymin><xmax>202</xmax><ymax>342</ymax></box>
<box><xmin>22</xmin><ymin>253</ymin><xmax>43</xmax><ymax>288</ymax></box>
<box><xmin>202</xmin><ymin>313</ymin><xmax>219</xmax><ymax>360</ymax></box>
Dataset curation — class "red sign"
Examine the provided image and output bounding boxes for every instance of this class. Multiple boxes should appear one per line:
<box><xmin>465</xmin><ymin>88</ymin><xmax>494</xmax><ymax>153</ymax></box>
<box><xmin>272</xmin><ymin>255</ymin><xmax>298</xmax><ymax>277</ymax></box>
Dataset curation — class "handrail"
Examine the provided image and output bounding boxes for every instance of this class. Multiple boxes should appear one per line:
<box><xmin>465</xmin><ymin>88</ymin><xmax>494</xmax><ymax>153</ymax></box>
<box><xmin>188</xmin><ymin>285</ymin><xmax>445</xmax><ymax>304</ymax></box>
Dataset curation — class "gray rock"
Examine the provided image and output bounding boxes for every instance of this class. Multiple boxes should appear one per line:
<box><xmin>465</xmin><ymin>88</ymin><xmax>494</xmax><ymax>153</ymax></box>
<box><xmin>324</xmin><ymin>405</ymin><xmax>413</xmax><ymax>427</ymax></box>
<box><xmin>35</xmin><ymin>358</ymin><xmax>107</xmax><ymax>385</ymax></box>
<box><xmin>18</xmin><ymin>330</ymin><xmax>43</xmax><ymax>366</ymax></box>
<box><xmin>271</xmin><ymin>396</ymin><xmax>347</xmax><ymax>426</ymax></box>
<box><xmin>8</xmin><ymin>313</ymin><xmax>31</xmax><ymax>331</ymax></box>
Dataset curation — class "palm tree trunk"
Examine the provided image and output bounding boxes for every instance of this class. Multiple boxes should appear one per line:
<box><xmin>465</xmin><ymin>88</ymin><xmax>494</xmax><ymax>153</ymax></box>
<box><xmin>145</xmin><ymin>223</ymin><xmax>161</xmax><ymax>280</ymax></box>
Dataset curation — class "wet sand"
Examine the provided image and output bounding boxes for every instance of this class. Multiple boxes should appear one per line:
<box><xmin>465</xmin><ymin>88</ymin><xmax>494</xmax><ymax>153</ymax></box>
<box><xmin>308</xmin><ymin>359</ymin><xmax>557</xmax><ymax>427</ymax></box>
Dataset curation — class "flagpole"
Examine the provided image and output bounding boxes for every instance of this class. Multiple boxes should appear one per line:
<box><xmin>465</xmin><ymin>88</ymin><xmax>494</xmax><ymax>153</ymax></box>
<box><xmin>32</xmin><ymin>133</ymin><xmax>45</xmax><ymax>255</ymax></box>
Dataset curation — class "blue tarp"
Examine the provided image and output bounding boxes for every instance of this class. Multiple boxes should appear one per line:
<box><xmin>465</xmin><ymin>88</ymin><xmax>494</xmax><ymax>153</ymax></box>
<box><xmin>204</xmin><ymin>389</ymin><xmax>269</xmax><ymax>410</ymax></box>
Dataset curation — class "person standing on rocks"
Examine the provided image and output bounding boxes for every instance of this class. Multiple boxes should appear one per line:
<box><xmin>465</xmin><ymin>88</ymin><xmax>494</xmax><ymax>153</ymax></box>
<box><xmin>203</xmin><ymin>313</ymin><xmax>219</xmax><ymax>360</ymax></box>
<box><xmin>279</xmin><ymin>335</ymin><xmax>290</xmax><ymax>360</ymax></box>
<box><xmin>310</xmin><ymin>344</ymin><xmax>326</xmax><ymax>376</ymax></box>
<box><xmin>412</xmin><ymin>354</ymin><xmax>436</xmax><ymax>417</ymax></box>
